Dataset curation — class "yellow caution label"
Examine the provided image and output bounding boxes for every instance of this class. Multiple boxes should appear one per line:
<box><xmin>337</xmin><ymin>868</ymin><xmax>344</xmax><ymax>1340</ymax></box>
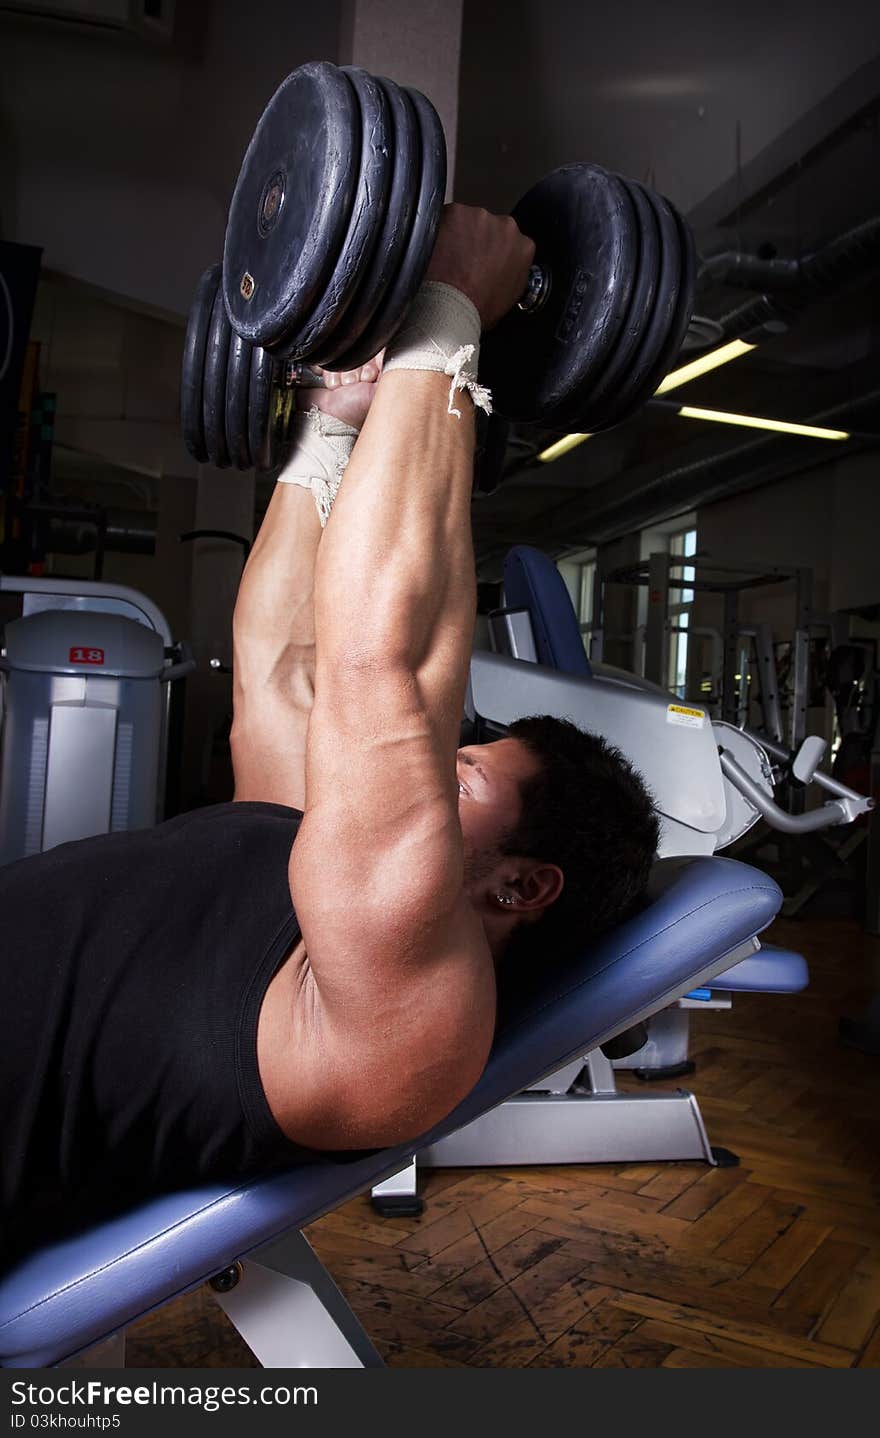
<box><xmin>667</xmin><ymin>703</ymin><xmax>705</xmax><ymax>728</ymax></box>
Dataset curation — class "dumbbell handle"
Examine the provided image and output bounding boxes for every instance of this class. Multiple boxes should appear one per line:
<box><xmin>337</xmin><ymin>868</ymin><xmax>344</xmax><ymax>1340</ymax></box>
<box><xmin>517</xmin><ymin>264</ymin><xmax>552</xmax><ymax>314</ymax></box>
<box><xmin>282</xmin><ymin>268</ymin><xmax>551</xmax><ymax>392</ymax></box>
<box><xmin>283</xmin><ymin>362</ymin><xmax>328</xmax><ymax>389</ymax></box>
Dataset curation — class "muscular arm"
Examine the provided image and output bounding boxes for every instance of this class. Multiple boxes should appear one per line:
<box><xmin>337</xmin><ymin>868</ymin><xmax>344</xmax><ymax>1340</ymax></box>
<box><xmin>231</xmin><ymin>481</ymin><xmax>321</xmax><ymax>810</ymax></box>
<box><xmin>231</xmin><ymin>365</ymin><xmax>379</xmax><ymax>810</ymax></box>
<box><xmin>232</xmin><ymin>363</ymin><xmax>488</xmax><ymax>1144</ymax></box>
<box><xmin>285</xmin><ymin>370</ymin><xmax>493</xmax><ymax>1145</ymax></box>
<box><xmin>284</xmin><ymin>213</ymin><xmax>534</xmax><ymax>1147</ymax></box>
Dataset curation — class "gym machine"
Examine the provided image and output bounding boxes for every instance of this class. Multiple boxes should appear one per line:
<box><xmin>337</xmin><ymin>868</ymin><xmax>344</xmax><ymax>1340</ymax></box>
<box><xmin>591</xmin><ymin>552</ymin><xmax>879</xmax><ymax>915</ymax></box>
<box><xmin>0</xmin><ymin>577</ymin><xmax>193</xmax><ymax>867</ymax></box>
<box><xmin>592</xmin><ymin>553</ymin><xmax>818</xmax><ymax>745</ymax></box>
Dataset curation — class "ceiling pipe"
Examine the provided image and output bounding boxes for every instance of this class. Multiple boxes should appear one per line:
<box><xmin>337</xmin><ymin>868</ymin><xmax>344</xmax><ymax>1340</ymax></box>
<box><xmin>700</xmin><ymin>252</ymin><xmax>802</xmax><ymax>291</ymax></box>
<box><xmin>699</xmin><ymin>215</ymin><xmax>880</xmax><ymax>338</ymax></box>
<box><xmin>701</xmin><ymin>215</ymin><xmax>880</xmax><ymax>291</ymax></box>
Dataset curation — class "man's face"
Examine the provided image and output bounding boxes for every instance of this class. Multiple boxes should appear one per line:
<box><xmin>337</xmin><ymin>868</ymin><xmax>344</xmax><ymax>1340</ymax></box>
<box><xmin>456</xmin><ymin>737</ymin><xmax>540</xmax><ymax>876</ymax></box>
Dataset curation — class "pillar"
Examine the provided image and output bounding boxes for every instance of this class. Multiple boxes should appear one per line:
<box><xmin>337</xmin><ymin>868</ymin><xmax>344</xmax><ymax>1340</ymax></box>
<box><xmin>339</xmin><ymin>0</ymin><xmax>463</xmax><ymax>197</ymax></box>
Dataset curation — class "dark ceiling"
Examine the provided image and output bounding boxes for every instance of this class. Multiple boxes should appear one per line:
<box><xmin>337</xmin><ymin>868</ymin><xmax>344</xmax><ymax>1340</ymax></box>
<box><xmin>453</xmin><ymin>2</ymin><xmax>880</xmax><ymax>577</ymax></box>
<box><xmin>3</xmin><ymin>0</ymin><xmax>879</xmax><ymax>574</ymax></box>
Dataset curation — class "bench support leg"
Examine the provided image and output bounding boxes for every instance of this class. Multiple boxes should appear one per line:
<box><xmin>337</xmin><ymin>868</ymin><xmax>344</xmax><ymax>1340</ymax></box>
<box><xmin>419</xmin><ymin>1088</ymin><xmax>717</xmax><ymax>1167</ymax></box>
<box><xmin>371</xmin><ymin>1159</ymin><xmax>423</xmax><ymax>1216</ymax></box>
<box><xmin>211</xmin><ymin>1230</ymin><xmax>384</xmax><ymax>1369</ymax></box>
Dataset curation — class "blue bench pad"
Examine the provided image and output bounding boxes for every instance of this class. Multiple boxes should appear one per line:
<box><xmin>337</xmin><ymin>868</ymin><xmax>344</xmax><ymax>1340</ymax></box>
<box><xmin>712</xmin><ymin>945</ymin><xmax>808</xmax><ymax>993</ymax></box>
<box><xmin>0</xmin><ymin>856</ymin><xmax>780</xmax><ymax>1367</ymax></box>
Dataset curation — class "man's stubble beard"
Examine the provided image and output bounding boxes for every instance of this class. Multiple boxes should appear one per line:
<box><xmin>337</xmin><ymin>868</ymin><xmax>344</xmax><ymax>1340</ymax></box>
<box><xmin>463</xmin><ymin>846</ymin><xmax>497</xmax><ymax>887</ymax></box>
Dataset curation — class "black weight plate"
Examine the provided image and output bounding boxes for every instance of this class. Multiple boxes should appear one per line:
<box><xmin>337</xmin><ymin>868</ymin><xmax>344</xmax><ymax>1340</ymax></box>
<box><xmin>299</xmin><ymin>67</ymin><xmax>393</xmax><ymax>365</ymax></box>
<box><xmin>225</xmin><ymin>329</ymin><xmax>253</xmax><ymax>470</ymax></box>
<box><xmin>247</xmin><ymin>344</ymin><xmax>273</xmax><ymax>473</ymax></box>
<box><xmin>203</xmin><ymin>278</ymin><xmax>232</xmax><ymax>467</ymax></box>
<box><xmin>324</xmin><ymin>78</ymin><xmax>421</xmax><ymax>372</ymax></box>
<box><xmin>645</xmin><ymin>200</ymin><xmax>697</xmax><ymax>398</ymax></box>
<box><xmin>581</xmin><ymin>178</ymin><xmax>660</xmax><ymax>428</ymax></box>
<box><xmin>537</xmin><ymin>176</ymin><xmax>646</xmax><ymax>433</ymax></box>
<box><xmin>595</xmin><ymin>182</ymin><xmax>683</xmax><ymax>430</ymax></box>
<box><xmin>274</xmin><ymin>379</ymin><xmax>296</xmax><ymax>473</ymax></box>
<box><xmin>480</xmin><ymin>164</ymin><xmax>640</xmax><ymax>426</ymax></box>
<box><xmin>329</xmin><ymin>80</ymin><xmax>446</xmax><ymax>372</ymax></box>
<box><xmin>223</xmin><ymin>62</ymin><xmax>361</xmax><ymax>351</ymax></box>
<box><xmin>602</xmin><ymin>186</ymin><xmax>692</xmax><ymax>428</ymax></box>
<box><xmin>248</xmin><ymin>344</ymin><xmax>286</xmax><ymax>473</ymax></box>
<box><xmin>315</xmin><ymin>76</ymin><xmax>419</xmax><ymax>371</ymax></box>
<box><xmin>181</xmin><ymin>263</ymin><xmax>220</xmax><ymax>464</ymax></box>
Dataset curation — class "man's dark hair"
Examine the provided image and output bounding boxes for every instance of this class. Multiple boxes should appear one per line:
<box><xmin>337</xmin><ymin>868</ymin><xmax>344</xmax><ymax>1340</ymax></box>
<box><xmin>502</xmin><ymin>715</ymin><xmax>660</xmax><ymax>955</ymax></box>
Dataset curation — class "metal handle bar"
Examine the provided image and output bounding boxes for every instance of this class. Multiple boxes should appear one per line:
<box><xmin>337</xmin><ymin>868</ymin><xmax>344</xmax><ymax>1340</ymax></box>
<box><xmin>517</xmin><ymin>265</ymin><xmax>552</xmax><ymax>313</ymax></box>
<box><xmin>161</xmin><ymin>641</ymin><xmax>196</xmax><ymax>683</ymax></box>
<box><xmin>719</xmin><ymin>749</ymin><xmax>873</xmax><ymax>831</ymax></box>
<box><xmin>742</xmin><ymin>726</ymin><xmax>875</xmax><ymax>807</ymax></box>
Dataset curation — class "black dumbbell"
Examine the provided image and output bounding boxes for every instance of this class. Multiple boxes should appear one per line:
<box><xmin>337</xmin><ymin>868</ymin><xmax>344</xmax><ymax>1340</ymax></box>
<box><xmin>182</xmin><ymin>61</ymin><xmax>695</xmax><ymax>469</ymax></box>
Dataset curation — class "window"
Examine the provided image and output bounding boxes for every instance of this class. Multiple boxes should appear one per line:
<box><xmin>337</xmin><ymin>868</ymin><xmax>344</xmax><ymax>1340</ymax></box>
<box><xmin>577</xmin><ymin>559</ymin><xmax>596</xmax><ymax>634</ymax></box>
<box><xmin>556</xmin><ymin>550</ymin><xmax>596</xmax><ymax>660</ymax></box>
<box><xmin>667</xmin><ymin>527</ymin><xmax>697</xmax><ymax>697</ymax></box>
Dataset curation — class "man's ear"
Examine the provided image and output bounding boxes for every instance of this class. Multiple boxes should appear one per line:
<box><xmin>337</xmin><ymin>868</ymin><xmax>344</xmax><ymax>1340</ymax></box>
<box><xmin>512</xmin><ymin>861</ymin><xmax>564</xmax><ymax>922</ymax></box>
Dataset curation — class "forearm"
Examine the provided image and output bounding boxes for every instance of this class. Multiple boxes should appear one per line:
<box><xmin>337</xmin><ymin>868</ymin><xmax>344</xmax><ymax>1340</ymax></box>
<box><xmin>232</xmin><ymin>404</ymin><xmax>363</xmax><ymax>728</ymax></box>
<box><xmin>229</xmin><ymin>479</ymin><xmax>323</xmax><ymax>803</ymax></box>
<box><xmin>312</xmin><ymin>370</ymin><xmax>477</xmax><ymax>749</ymax></box>
<box><xmin>232</xmin><ymin>367</ymin><xmax>389</xmax><ymax>804</ymax></box>
<box><xmin>289</xmin><ymin>367</ymin><xmax>482</xmax><ymax>1047</ymax></box>
<box><xmin>233</xmin><ymin>484</ymin><xmax>320</xmax><ymax>694</ymax></box>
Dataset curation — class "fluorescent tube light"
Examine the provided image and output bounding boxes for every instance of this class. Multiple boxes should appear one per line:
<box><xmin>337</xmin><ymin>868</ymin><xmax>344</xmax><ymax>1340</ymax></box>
<box><xmin>536</xmin><ymin>432</ymin><xmax>591</xmax><ymax>462</ymax></box>
<box><xmin>538</xmin><ymin>339</ymin><xmax>758</xmax><ymax>461</ymax></box>
<box><xmin>677</xmin><ymin>406</ymin><xmax>849</xmax><ymax>440</ymax></box>
<box><xmin>653</xmin><ymin>339</ymin><xmax>757</xmax><ymax>395</ymax></box>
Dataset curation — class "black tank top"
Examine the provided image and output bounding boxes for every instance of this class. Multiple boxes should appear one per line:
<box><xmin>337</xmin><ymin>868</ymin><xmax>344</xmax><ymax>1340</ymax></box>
<box><xmin>1</xmin><ymin>802</ymin><xmax>310</xmax><ymax>1266</ymax></box>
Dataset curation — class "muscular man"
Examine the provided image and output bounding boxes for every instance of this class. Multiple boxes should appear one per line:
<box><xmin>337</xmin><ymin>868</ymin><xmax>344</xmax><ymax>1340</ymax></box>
<box><xmin>1</xmin><ymin>208</ymin><xmax>658</xmax><ymax>1266</ymax></box>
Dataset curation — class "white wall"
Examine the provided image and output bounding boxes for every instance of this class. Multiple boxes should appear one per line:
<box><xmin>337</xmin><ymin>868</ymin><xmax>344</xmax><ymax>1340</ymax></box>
<box><xmin>1</xmin><ymin>1</ymin><xmax>342</xmax><ymax>316</ymax></box>
<box><xmin>695</xmin><ymin>469</ymin><xmax>833</xmax><ymax>640</ymax></box>
<box><xmin>456</xmin><ymin>0</ymin><xmax>880</xmax><ymax>216</ymax></box>
<box><xmin>30</xmin><ymin>275</ymin><xmax>189</xmax><ymax>478</ymax></box>
<box><xmin>690</xmin><ymin>450</ymin><xmax>880</xmax><ymax>741</ymax></box>
<box><xmin>829</xmin><ymin>452</ymin><xmax>880</xmax><ymax>613</ymax></box>
<box><xmin>695</xmin><ymin>449</ymin><xmax>880</xmax><ymax>626</ymax></box>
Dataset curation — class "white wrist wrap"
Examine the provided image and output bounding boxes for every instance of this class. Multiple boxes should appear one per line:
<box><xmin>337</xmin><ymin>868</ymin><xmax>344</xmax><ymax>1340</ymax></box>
<box><xmin>276</xmin><ymin>408</ymin><xmax>359</xmax><ymax>526</ymax></box>
<box><xmin>383</xmin><ymin>282</ymin><xmax>492</xmax><ymax>419</ymax></box>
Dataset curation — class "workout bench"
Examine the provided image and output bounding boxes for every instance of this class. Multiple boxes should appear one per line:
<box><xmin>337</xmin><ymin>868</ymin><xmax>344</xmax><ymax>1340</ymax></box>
<box><xmin>0</xmin><ymin>855</ymin><xmax>780</xmax><ymax>1368</ymax></box>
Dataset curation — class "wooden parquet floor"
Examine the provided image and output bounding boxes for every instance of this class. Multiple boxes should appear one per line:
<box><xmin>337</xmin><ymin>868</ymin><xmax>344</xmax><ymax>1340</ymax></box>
<box><xmin>127</xmin><ymin>916</ymin><xmax>880</xmax><ymax>1368</ymax></box>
